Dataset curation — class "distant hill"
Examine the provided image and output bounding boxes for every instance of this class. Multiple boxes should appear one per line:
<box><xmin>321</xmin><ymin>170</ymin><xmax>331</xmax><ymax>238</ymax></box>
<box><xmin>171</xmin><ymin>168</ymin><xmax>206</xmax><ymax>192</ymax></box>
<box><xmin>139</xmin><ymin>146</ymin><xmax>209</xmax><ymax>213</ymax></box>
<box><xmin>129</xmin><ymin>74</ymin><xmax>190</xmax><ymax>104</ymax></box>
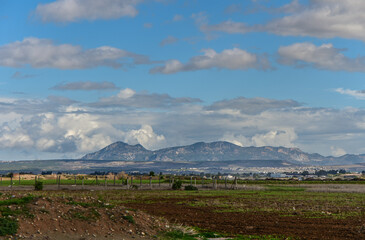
<box><xmin>80</xmin><ymin>141</ymin><xmax>365</xmax><ymax>165</ymax></box>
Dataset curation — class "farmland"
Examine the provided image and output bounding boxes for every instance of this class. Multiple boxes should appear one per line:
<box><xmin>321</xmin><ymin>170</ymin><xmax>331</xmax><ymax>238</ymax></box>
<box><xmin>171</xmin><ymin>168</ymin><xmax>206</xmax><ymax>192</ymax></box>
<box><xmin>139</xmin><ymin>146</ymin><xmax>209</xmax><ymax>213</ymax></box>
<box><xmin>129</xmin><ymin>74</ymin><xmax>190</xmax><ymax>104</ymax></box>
<box><xmin>0</xmin><ymin>183</ymin><xmax>364</xmax><ymax>239</ymax></box>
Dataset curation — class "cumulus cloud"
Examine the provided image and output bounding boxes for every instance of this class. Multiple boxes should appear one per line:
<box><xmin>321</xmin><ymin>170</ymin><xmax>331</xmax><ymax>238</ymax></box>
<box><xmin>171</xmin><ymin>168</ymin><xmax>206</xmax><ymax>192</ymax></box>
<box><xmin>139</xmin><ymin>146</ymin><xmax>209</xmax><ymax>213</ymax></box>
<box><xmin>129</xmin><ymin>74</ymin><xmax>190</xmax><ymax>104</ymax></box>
<box><xmin>335</xmin><ymin>88</ymin><xmax>365</xmax><ymax>100</ymax></box>
<box><xmin>160</xmin><ymin>36</ymin><xmax>178</xmax><ymax>47</ymax></box>
<box><xmin>90</xmin><ymin>88</ymin><xmax>202</xmax><ymax>109</ymax></box>
<box><xmin>0</xmin><ymin>110</ymin><xmax>165</xmax><ymax>154</ymax></box>
<box><xmin>35</xmin><ymin>0</ymin><xmax>141</xmax><ymax>23</ymax></box>
<box><xmin>0</xmin><ymin>37</ymin><xmax>149</xmax><ymax>69</ymax></box>
<box><xmin>52</xmin><ymin>81</ymin><xmax>118</xmax><ymax>91</ymax></box>
<box><xmin>221</xmin><ymin>128</ymin><xmax>298</xmax><ymax>148</ymax></box>
<box><xmin>123</xmin><ymin>125</ymin><xmax>166</xmax><ymax>150</ymax></box>
<box><xmin>278</xmin><ymin>42</ymin><xmax>365</xmax><ymax>72</ymax></box>
<box><xmin>150</xmin><ymin>48</ymin><xmax>270</xmax><ymax>74</ymax></box>
<box><xmin>201</xmin><ymin>1</ymin><xmax>365</xmax><ymax>42</ymax></box>
<box><xmin>330</xmin><ymin>146</ymin><xmax>346</xmax><ymax>157</ymax></box>
<box><xmin>265</xmin><ymin>0</ymin><xmax>365</xmax><ymax>41</ymax></box>
<box><xmin>3</xmin><ymin>88</ymin><xmax>365</xmax><ymax>158</ymax></box>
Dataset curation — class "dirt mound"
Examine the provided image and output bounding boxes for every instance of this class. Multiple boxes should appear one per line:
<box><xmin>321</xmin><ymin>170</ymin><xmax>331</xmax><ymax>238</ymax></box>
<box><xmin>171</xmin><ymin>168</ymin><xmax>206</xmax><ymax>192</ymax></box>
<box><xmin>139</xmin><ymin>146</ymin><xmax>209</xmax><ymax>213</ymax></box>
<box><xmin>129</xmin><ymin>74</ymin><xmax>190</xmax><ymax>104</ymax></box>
<box><xmin>5</xmin><ymin>193</ymin><xmax>170</xmax><ymax>240</ymax></box>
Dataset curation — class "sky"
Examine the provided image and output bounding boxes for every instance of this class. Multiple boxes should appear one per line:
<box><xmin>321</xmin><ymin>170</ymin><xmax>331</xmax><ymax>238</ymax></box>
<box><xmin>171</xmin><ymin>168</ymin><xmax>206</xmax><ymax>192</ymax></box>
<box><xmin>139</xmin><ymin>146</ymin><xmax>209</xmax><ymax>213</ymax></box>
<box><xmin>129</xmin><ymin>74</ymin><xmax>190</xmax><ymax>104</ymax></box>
<box><xmin>1</xmin><ymin>0</ymin><xmax>365</xmax><ymax>160</ymax></box>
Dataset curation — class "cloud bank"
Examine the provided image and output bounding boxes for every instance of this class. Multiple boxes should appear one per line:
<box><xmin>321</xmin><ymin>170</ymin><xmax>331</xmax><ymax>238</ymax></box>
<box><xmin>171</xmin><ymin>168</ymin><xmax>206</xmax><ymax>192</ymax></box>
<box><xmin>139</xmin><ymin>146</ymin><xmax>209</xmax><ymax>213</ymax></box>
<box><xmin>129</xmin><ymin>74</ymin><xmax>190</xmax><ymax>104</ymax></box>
<box><xmin>1</xmin><ymin>88</ymin><xmax>365</xmax><ymax>159</ymax></box>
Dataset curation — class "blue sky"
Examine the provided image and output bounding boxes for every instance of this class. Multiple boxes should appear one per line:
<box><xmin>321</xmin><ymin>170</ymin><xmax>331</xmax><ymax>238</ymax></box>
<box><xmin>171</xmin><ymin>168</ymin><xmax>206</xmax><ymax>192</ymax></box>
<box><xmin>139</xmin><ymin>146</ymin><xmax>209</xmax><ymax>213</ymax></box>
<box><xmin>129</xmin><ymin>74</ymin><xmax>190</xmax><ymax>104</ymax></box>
<box><xmin>1</xmin><ymin>0</ymin><xmax>365</xmax><ymax>160</ymax></box>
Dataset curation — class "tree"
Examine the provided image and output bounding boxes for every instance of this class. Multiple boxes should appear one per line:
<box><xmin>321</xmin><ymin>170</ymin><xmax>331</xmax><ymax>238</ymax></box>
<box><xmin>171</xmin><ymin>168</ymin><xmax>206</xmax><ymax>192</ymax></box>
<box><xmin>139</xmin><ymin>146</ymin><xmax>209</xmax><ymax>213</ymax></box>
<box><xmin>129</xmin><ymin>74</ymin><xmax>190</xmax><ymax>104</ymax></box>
<box><xmin>149</xmin><ymin>171</ymin><xmax>155</xmax><ymax>176</ymax></box>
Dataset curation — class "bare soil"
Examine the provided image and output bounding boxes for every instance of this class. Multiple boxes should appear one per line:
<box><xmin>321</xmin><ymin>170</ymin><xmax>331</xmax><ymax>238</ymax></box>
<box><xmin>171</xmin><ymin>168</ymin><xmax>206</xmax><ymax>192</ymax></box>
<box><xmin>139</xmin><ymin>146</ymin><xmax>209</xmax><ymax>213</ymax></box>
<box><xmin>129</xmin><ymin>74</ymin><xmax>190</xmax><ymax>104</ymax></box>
<box><xmin>124</xmin><ymin>194</ymin><xmax>365</xmax><ymax>240</ymax></box>
<box><xmin>0</xmin><ymin>192</ymin><xmax>171</xmax><ymax>240</ymax></box>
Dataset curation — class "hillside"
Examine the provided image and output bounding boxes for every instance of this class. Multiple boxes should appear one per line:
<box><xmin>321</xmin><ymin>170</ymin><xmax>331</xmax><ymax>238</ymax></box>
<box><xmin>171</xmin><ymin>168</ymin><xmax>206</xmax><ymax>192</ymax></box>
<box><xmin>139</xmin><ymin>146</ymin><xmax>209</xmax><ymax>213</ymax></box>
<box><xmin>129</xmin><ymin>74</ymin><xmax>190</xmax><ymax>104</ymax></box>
<box><xmin>80</xmin><ymin>141</ymin><xmax>365</xmax><ymax>165</ymax></box>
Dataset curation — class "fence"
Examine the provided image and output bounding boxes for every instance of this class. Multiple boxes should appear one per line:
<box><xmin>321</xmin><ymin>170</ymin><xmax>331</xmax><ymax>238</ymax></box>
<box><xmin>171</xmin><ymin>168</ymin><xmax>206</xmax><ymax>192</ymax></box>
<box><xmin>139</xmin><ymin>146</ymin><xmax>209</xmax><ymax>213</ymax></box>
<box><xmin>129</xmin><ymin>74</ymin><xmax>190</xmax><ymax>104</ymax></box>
<box><xmin>0</xmin><ymin>174</ymin><xmax>244</xmax><ymax>190</ymax></box>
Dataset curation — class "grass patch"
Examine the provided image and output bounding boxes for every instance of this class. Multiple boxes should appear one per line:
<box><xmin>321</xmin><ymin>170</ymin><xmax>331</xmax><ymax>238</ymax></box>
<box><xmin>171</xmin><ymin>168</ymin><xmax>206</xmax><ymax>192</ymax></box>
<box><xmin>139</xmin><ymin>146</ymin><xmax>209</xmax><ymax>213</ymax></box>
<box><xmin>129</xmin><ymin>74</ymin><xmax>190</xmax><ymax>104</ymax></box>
<box><xmin>122</xmin><ymin>215</ymin><xmax>135</xmax><ymax>224</ymax></box>
<box><xmin>0</xmin><ymin>217</ymin><xmax>18</xmax><ymax>236</ymax></box>
<box><xmin>160</xmin><ymin>230</ymin><xmax>199</xmax><ymax>240</ymax></box>
<box><xmin>232</xmin><ymin>235</ymin><xmax>298</xmax><ymax>240</ymax></box>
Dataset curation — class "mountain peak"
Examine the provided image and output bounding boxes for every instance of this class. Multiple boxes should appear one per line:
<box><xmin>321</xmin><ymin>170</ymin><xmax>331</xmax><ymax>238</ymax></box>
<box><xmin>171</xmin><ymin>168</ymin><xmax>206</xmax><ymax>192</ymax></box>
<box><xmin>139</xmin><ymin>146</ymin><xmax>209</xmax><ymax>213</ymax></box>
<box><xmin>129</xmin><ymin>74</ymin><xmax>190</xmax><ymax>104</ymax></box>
<box><xmin>80</xmin><ymin>140</ymin><xmax>365</xmax><ymax>165</ymax></box>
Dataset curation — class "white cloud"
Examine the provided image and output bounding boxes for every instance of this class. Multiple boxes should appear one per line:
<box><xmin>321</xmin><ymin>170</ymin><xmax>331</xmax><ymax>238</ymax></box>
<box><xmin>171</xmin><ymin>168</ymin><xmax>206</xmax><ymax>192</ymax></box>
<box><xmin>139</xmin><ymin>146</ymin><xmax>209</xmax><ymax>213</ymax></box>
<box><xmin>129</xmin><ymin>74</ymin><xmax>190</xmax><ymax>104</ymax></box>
<box><xmin>201</xmin><ymin>1</ymin><xmax>365</xmax><ymax>42</ymax></box>
<box><xmin>91</xmin><ymin>88</ymin><xmax>202</xmax><ymax>108</ymax></box>
<box><xmin>0</xmin><ymin>37</ymin><xmax>148</xmax><ymax>69</ymax></box>
<box><xmin>265</xmin><ymin>0</ymin><xmax>365</xmax><ymax>41</ymax></box>
<box><xmin>124</xmin><ymin>125</ymin><xmax>166</xmax><ymax>150</ymax></box>
<box><xmin>2</xmin><ymin>88</ymin><xmax>365</xmax><ymax>158</ymax></box>
<box><xmin>330</xmin><ymin>146</ymin><xmax>346</xmax><ymax>157</ymax></box>
<box><xmin>207</xmin><ymin>97</ymin><xmax>300</xmax><ymax>115</ymax></box>
<box><xmin>35</xmin><ymin>0</ymin><xmax>141</xmax><ymax>23</ymax></box>
<box><xmin>335</xmin><ymin>88</ymin><xmax>365</xmax><ymax>100</ymax></box>
<box><xmin>150</xmin><ymin>48</ymin><xmax>270</xmax><ymax>74</ymax></box>
<box><xmin>278</xmin><ymin>42</ymin><xmax>365</xmax><ymax>72</ymax></box>
<box><xmin>221</xmin><ymin>129</ymin><xmax>298</xmax><ymax>148</ymax></box>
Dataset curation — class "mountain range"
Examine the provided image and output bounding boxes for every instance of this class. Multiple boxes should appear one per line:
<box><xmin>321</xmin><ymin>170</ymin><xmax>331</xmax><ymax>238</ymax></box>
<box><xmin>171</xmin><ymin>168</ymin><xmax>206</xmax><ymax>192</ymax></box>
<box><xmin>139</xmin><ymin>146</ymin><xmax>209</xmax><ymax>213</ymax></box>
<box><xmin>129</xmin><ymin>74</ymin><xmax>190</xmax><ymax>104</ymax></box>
<box><xmin>81</xmin><ymin>141</ymin><xmax>365</xmax><ymax>165</ymax></box>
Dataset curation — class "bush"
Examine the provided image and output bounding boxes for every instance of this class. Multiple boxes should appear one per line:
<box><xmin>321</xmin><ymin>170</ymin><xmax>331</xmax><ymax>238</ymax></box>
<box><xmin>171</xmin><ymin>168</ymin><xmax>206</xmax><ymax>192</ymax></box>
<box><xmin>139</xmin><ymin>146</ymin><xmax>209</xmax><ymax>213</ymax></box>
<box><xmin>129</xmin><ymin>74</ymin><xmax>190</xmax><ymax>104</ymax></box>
<box><xmin>122</xmin><ymin>215</ymin><xmax>135</xmax><ymax>224</ymax></box>
<box><xmin>0</xmin><ymin>217</ymin><xmax>18</xmax><ymax>236</ymax></box>
<box><xmin>34</xmin><ymin>181</ymin><xmax>43</xmax><ymax>191</ymax></box>
<box><xmin>172</xmin><ymin>180</ymin><xmax>182</xmax><ymax>190</ymax></box>
<box><xmin>184</xmin><ymin>185</ymin><xmax>198</xmax><ymax>191</ymax></box>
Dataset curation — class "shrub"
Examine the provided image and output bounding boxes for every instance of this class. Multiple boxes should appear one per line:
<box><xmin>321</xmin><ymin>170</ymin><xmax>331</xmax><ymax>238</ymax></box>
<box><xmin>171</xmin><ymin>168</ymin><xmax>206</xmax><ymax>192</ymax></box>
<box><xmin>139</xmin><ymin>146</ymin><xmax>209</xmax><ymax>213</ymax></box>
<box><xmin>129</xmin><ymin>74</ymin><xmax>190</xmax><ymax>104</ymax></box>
<box><xmin>184</xmin><ymin>185</ymin><xmax>198</xmax><ymax>191</ymax></box>
<box><xmin>0</xmin><ymin>217</ymin><xmax>18</xmax><ymax>236</ymax></box>
<box><xmin>172</xmin><ymin>180</ymin><xmax>182</xmax><ymax>190</ymax></box>
<box><xmin>34</xmin><ymin>181</ymin><xmax>43</xmax><ymax>191</ymax></box>
<box><xmin>130</xmin><ymin>185</ymin><xmax>138</xmax><ymax>190</ymax></box>
<box><xmin>122</xmin><ymin>215</ymin><xmax>135</xmax><ymax>224</ymax></box>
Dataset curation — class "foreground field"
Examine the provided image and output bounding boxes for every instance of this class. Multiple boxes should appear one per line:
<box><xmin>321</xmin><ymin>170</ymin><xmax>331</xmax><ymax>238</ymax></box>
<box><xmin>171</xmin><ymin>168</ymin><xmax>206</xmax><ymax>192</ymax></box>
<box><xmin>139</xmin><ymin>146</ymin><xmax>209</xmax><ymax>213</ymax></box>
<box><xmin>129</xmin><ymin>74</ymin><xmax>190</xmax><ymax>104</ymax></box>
<box><xmin>0</xmin><ymin>185</ymin><xmax>365</xmax><ymax>239</ymax></box>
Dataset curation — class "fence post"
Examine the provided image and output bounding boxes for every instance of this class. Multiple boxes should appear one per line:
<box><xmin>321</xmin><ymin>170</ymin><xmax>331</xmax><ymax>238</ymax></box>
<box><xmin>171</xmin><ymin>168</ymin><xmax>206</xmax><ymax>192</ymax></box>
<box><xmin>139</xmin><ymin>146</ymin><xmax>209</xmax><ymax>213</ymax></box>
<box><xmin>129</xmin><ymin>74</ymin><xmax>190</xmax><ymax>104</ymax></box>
<box><xmin>96</xmin><ymin>175</ymin><xmax>98</xmax><ymax>185</ymax></box>
<box><xmin>140</xmin><ymin>176</ymin><xmax>142</xmax><ymax>187</ymax></box>
<box><xmin>131</xmin><ymin>176</ymin><xmax>133</xmax><ymax>186</ymax></box>
<box><xmin>10</xmin><ymin>176</ymin><xmax>13</xmax><ymax>189</ymax></box>
<box><xmin>58</xmin><ymin>175</ymin><xmax>60</xmax><ymax>190</ymax></box>
<box><xmin>149</xmin><ymin>176</ymin><xmax>152</xmax><ymax>189</ymax></box>
<box><xmin>234</xmin><ymin>177</ymin><xmax>237</xmax><ymax>189</ymax></box>
<box><xmin>225</xmin><ymin>177</ymin><xmax>227</xmax><ymax>189</ymax></box>
<box><xmin>82</xmin><ymin>176</ymin><xmax>84</xmax><ymax>189</ymax></box>
<box><xmin>126</xmin><ymin>177</ymin><xmax>129</xmax><ymax>188</ymax></box>
<box><xmin>114</xmin><ymin>175</ymin><xmax>116</xmax><ymax>186</ymax></box>
<box><xmin>104</xmin><ymin>175</ymin><xmax>107</xmax><ymax>188</ymax></box>
<box><xmin>19</xmin><ymin>174</ymin><xmax>21</xmax><ymax>185</ymax></box>
<box><xmin>190</xmin><ymin>176</ymin><xmax>192</xmax><ymax>185</ymax></box>
<box><xmin>74</xmin><ymin>175</ymin><xmax>77</xmax><ymax>185</ymax></box>
<box><xmin>159</xmin><ymin>176</ymin><xmax>161</xmax><ymax>187</ymax></box>
<box><xmin>1</xmin><ymin>176</ymin><xmax>2</xmax><ymax>185</ymax></box>
<box><xmin>202</xmin><ymin>178</ymin><xmax>204</xmax><ymax>188</ymax></box>
<box><xmin>194</xmin><ymin>177</ymin><xmax>196</xmax><ymax>186</ymax></box>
